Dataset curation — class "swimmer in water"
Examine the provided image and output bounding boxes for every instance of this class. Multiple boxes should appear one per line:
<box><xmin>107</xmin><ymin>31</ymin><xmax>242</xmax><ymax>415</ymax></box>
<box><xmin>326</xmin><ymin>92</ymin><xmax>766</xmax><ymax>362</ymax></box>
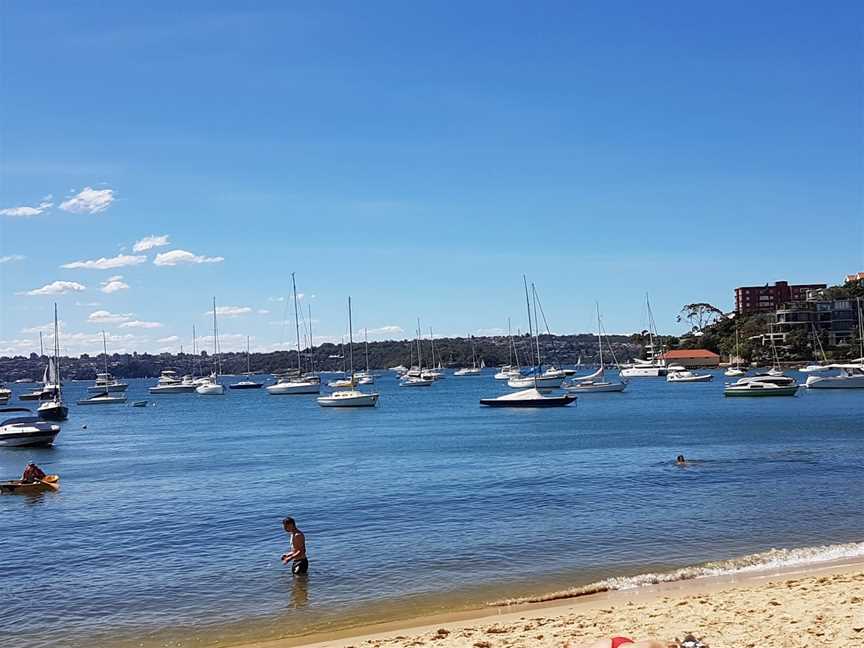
<box><xmin>676</xmin><ymin>454</ymin><xmax>687</xmax><ymax>466</ymax></box>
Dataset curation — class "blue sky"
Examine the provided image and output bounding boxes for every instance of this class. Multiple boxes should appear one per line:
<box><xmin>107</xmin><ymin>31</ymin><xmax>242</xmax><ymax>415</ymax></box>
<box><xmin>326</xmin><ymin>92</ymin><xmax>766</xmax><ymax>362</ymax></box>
<box><xmin>1</xmin><ymin>1</ymin><xmax>862</xmax><ymax>356</ymax></box>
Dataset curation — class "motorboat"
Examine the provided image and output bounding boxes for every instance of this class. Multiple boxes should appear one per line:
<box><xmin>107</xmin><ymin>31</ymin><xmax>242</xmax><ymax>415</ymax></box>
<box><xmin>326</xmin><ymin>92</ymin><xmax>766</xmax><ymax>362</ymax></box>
<box><xmin>0</xmin><ymin>385</ymin><xmax>10</xmax><ymax>404</ymax></box>
<box><xmin>389</xmin><ymin>365</ymin><xmax>407</xmax><ymax>373</ymax></box>
<box><xmin>480</xmin><ymin>387</ymin><xmax>576</xmax><ymax>407</ymax></box>
<box><xmin>766</xmin><ymin>367</ymin><xmax>785</xmax><ymax>377</ymax></box>
<box><xmin>1</xmin><ymin>474</ymin><xmax>60</xmax><ymax>495</ymax></box>
<box><xmin>150</xmin><ymin>370</ymin><xmax>196</xmax><ymax>393</ymax></box>
<box><xmin>667</xmin><ymin>370</ymin><xmax>713</xmax><ymax>383</ymax></box>
<box><xmin>131</xmin><ymin>400</ymin><xmax>148</xmax><ymax>407</ymax></box>
<box><xmin>724</xmin><ymin>367</ymin><xmax>747</xmax><ymax>377</ymax></box>
<box><xmin>317</xmin><ymin>297</ymin><xmax>379</xmax><ymax>408</ymax></box>
<box><xmin>799</xmin><ymin>364</ymin><xmax>831</xmax><ymax>373</ymax></box>
<box><xmin>421</xmin><ymin>369</ymin><xmax>444</xmax><ymax>380</ymax></box>
<box><xmin>77</xmin><ymin>391</ymin><xmax>128</xmax><ymax>405</ymax></box>
<box><xmin>87</xmin><ymin>373</ymin><xmax>128</xmax><ymax>393</ymax></box>
<box><xmin>196</xmin><ymin>374</ymin><xmax>225</xmax><ymax>395</ymax></box>
<box><xmin>724</xmin><ymin>380</ymin><xmax>799</xmax><ymax>397</ymax></box>
<box><xmin>267</xmin><ymin>377</ymin><xmax>321</xmax><ymax>394</ymax></box>
<box><xmin>328</xmin><ymin>377</ymin><xmax>356</xmax><ymax>388</ymax></box>
<box><xmin>14</xmin><ymin>378</ymin><xmax>33</xmax><ymax>384</ymax></box>
<box><xmin>20</xmin><ymin>384</ymin><xmax>60</xmax><ymax>401</ymax></box>
<box><xmin>0</xmin><ymin>408</ymin><xmax>61</xmax><ymax>447</ymax></box>
<box><xmin>735</xmin><ymin>374</ymin><xmax>797</xmax><ymax>387</ymax></box>
<box><xmin>400</xmin><ymin>376</ymin><xmax>434</xmax><ymax>387</ymax></box>
<box><xmin>494</xmin><ymin>365</ymin><xmax>521</xmax><ymax>380</ymax></box>
<box><xmin>355</xmin><ymin>372</ymin><xmax>375</xmax><ymax>385</ymax></box>
<box><xmin>804</xmin><ymin>364</ymin><xmax>864</xmax><ymax>389</ymax></box>
<box><xmin>229</xmin><ymin>380</ymin><xmax>263</xmax><ymax>390</ymax></box>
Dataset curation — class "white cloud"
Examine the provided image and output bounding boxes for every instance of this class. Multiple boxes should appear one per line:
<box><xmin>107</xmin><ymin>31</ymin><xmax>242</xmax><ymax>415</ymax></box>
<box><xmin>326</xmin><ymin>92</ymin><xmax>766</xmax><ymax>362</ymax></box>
<box><xmin>153</xmin><ymin>249</ymin><xmax>224</xmax><ymax>266</ymax></box>
<box><xmin>207</xmin><ymin>305</ymin><xmax>252</xmax><ymax>317</ymax></box>
<box><xmin>268</xmin><ymin>296</ymin><xmax>285</xmax><ymax>302</ymax></box>
<box><xmin>23</xmin><ymin>280</ymin><xmax>86</xmax><ymax>296</ymax></box>
<box><xmin>133</xmin><ymin>234</ymin><xmax>170</xmax><ymax>252</ymax></box>
<box><xmin>0</xmin><ymin>254</ymin><xmax>25</xmax><ymax>264</ymax></box>
<box><xmin>61</xmin><ymin>254</ymin><xmax>146</xmax><ymax>270</ymax></box>
<box><xmin>257</xmin><ymin>309</ymin><xmax>270</xmax><ymax>315</ymax></box>
<box><xmin>157</xmin><ymin>335</ymin><xmax>180</xmax><ymax>344</ymax></box>
<box><xmin>59</xmin><ymin>186</ymin><xmax>115</xmax><ymax>214</ymax></box>
<box><xmin>100</xmin><ymin>275</ymin><xmax>129</xmax><ymax>293</ymax></box>
<box><xmin>87</xmin><ymin>310</ymin><xmax>133</xmax><ymax>324</ymax></box>
<box><xmin>119</xmin><ymin>320</ymin><xmax>163</xmax><ymax>329</ymax></box>
<box><xmin>0</xmin><ymin>199</ymin><xmax>53</xmax><ymax>218</ymax></box>
<box><xmin>366</xmin><ymin>325</ymin><xmax>404</xmax><ymax>337</ymax></box>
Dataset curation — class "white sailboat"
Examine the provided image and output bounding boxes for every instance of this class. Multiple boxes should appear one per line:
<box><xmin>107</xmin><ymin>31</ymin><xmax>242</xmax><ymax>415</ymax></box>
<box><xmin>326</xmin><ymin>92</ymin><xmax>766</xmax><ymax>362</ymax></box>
<box><xmin>566</xmin><ymin>305</ymin><xmax>627</xmax><ymax>393</ymax></box>
<box><xmin>268</xmin><ymin>274</ymin><xmax>321</xmax><ymax>395</ymax></box>
<box><xmin>454</xmin><ymin>335</ymin><xmax>482</xmax><ymax>376</ymax></box>
<box><xmin>421</xmin><ymin>327</ymin><xmax>444</xmax><ymax>380</ymax></box>
<box><xmin>355</xmin><ymin>329</ymin><xmax>375</xmax><ymax>385</ymax></box>
<box><xmin>317</xmin><ymin>297</ymin><xmax>380</xmax><ymax>407</ymax></box>
<box><xmin>799</xmin><ymin>322</ymin><xmax>831</xmax><ymax>373</ymax></box>
<box><xmin>196</xmin><ymin>297</ymin><xmax>225</xmax><ymax>395</ymax></box>
<box><xmin>36</xmin><ymin>304</ymin><xmax>68</xmax><ymax>421</ymax></box>
<box><xmin>724</xmin><ymin>325</ymin><xmax>747</xmax><ymax>377</ymax></box>
<box><xmin>230</xmin><ymin>337</ymin><xmax>264</xmax><ymax>389</ymax></box>
<box><xmin>481</xmin><ymin>277</ymin><xmax>576</xmax><ymax>407</ymax></box>
<box><xmin>401</xmin><ymin>320</ymin><xmax>434</xmax><ymax>386</ymax></box>
<box><xmin>494</xmin><ymin>319</ymin><xmax>523</xmax><ymax>380</ymax></box>
<box><xmin>77</xmin><ymin>332</ymin><xmax>128</xmax><ymax>405</ymax></box>
<box><xmin>620</xmin><ymin>295</ymin><xmax>668</xmax><ymax>377</ymax></box>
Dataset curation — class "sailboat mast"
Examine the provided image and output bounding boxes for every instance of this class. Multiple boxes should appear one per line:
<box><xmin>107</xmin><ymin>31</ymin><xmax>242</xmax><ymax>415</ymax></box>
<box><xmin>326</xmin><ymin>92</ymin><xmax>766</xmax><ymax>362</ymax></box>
<box><xmin>596</xmin><ymin>302</ymin><xmax>604</xmax><ymax>371</ymax></box>
<box><xmin>54</xmin><ymin>303</ymin><xmax>61</xmax><ymax>390</ymax></box>
<box><xmin>365</xmin><ymin>328</ymin><xmax>370</xmax><ymax>373</ymax></box>
<box><xmin>416</xmin><ymin>317</ymin><xmax>423</xmax><ymax>370</ymax></box>
<box><xmin>429</xmin><ymin>327</ymin><xmax>436</xmax><ymax>369</ymax></box>
<box><xmin>103</xmin><ymin>330</ymin><xmax>109</xmax><ymax>377</ymax></box>
<box><xmin>308</xmin><ymin>304</ymin><xmax>314</xmax><ymax>374</ymax></box>
<box><xmin>532</xmin><ymin>284</ymin><xmax>542</xmax><ymax>370</ymax></box>
<box><xmin>348</xmin><ymin>297</ymin><xmax>355</xmax><ymax>378</ymax></box>
<box><xmin>212</xmin><ymin>297</ymin><xmax>219</xmax><ymax>376</ymax></box>
<box><xmin>247</xmin><ymin>336</ymin><xmax>251</xmax><ymax>374</ymax></box>
<box><xmin>292</xmin><ymin>273</ymin><xmax>302</xmax><ymax>372</ymax></box>
<box><xmin>40</xmin><ymin>331</ymin><xmax>44</xmax><ymax>358</ymax></box>
<box><xmin>192</xmin><ymin>324</ymin><xmax>198</xmax><ymax>378</ymax></box>
<box><xmin>507</xmin><ymin>318</ymin><xmax>513</xmax><ymax>366</ymax></box>
<box><xmin>470</xmin><ymin>335</ymin><xmax>477</xmax><ymax>369</ymax></box>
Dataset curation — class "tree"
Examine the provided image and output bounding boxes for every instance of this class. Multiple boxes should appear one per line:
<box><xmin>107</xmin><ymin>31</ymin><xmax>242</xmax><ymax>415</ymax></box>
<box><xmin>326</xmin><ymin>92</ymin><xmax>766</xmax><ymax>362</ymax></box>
<box><xmin>677</xmin><ymin>303</ymin><xmax>724</xmax><ymax>333</ymax></box>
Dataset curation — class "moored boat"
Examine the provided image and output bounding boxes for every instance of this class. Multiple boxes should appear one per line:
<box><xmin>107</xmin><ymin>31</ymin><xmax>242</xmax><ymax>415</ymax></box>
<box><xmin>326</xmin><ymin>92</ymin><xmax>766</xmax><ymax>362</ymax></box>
<box><xmin>150</xmin><ymin>370</ymin><xmax>197</xmax><ymax>394</ymax></box>
<box><xmin>667</xmin><ymin>370</ymin><xmax>713</xmax><ymax>383</ymax></box>
<box><xmin>0</xmin><ymin>408</ymin><xmax>61</xmax><ymax>447</ymax></box>
<box><xmin>724</xmin><ymin>380</ymin><xmax>799</xmax><ymax>397</ymax></box>
<box><xmin>481</xmin><ymin>387</ymin><xmax>576</xmax><ymax>407</ymax></box>
<box><xmin>77</xmin><ymin>391</ymin><xmax>128</xmax><ymax>405</ymax></box>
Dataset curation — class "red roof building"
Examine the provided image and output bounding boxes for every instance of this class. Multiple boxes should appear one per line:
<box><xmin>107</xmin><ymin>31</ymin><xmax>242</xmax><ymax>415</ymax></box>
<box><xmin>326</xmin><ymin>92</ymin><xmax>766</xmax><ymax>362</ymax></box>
<box><xmin>846</xmin><ymin>272</ymin><xmax>864</xmax><ymax>283</ymax></box>
<box><xmin>661</xmin><ymin>349</ymin><xmax>721</xmax><ymax>368</ymax></box>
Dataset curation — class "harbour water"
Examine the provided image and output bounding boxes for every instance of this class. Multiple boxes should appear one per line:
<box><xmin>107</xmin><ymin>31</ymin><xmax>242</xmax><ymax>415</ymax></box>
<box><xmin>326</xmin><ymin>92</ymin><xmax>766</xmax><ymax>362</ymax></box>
<box><xmin>1</xmin><ymin>371</ymin><xmax>862</xmax><ymax>648</ymax></box>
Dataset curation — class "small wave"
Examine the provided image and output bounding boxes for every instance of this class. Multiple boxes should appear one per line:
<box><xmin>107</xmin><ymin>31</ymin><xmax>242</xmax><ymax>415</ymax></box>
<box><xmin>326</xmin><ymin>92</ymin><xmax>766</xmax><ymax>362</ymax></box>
<box><xmin>491</xmin><ymin>540</ymin><xmax>864</xmax><ymax>606</ymax></box>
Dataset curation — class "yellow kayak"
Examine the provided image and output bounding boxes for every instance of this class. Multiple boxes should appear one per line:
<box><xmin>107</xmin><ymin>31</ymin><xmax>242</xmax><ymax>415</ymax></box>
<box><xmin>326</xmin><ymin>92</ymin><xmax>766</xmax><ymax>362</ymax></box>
<box><xmin>0</xmin><ymin>474</ymin><xmax>60</xmax><ymax>494</ymax></box>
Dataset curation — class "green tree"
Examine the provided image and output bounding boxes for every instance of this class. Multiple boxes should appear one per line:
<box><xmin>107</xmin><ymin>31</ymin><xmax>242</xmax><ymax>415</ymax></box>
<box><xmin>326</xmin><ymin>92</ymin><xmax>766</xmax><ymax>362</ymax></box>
<box><xmin>677</xmin><ymin>302</ymin><xmax>724</xmax><ymax>333</ymax></box>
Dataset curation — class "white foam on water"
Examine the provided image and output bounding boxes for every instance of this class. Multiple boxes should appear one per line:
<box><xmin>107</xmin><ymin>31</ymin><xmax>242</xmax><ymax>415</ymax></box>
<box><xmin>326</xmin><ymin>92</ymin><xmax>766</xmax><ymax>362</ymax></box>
<box><xmin>492</xmin><ymin>540</ymin><xmax>864</xmax><ymax>606</ymax></box>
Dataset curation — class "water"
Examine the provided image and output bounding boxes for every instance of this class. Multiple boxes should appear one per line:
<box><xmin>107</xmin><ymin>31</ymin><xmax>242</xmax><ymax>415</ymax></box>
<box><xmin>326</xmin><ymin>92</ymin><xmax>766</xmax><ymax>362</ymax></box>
<box><xmin>1</xmin><ymin>371</ymin><xmax>862</xmax><ymax>648</ymax></box>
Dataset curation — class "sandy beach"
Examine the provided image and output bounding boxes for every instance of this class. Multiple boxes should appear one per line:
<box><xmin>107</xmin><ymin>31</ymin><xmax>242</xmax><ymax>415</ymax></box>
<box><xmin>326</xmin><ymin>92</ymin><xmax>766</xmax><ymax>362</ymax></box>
<box><xmin>235</xmin><ymin>562</ymin><xmax>864</xmax><ymax>648</ymax></box>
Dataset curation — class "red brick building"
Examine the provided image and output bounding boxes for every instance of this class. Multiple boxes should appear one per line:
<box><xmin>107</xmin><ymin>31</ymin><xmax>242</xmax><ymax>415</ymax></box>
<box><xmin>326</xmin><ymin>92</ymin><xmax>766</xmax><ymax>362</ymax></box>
<box><xmin>734</xmin><ymin>280</ymin><xmax>826</xmax><ymax>315</ymax></box>
<box><xmin>661</xmin><ymin>349</ymin><xmax>721</xmax><ymax>368</ymax></box>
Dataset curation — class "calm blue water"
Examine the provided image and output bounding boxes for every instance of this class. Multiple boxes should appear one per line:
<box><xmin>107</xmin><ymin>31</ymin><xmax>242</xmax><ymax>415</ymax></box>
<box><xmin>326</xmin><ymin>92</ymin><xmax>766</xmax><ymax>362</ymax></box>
<box><xmin>1</xmin><ymin>371</ymin><xmax>862</xmax><ymax>648</ymax></box>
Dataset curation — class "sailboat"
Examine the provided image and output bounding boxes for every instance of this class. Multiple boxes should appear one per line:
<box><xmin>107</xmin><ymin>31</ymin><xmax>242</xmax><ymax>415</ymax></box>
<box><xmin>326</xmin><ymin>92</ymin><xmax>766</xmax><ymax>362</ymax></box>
<box><xmin>454</xmin><ymin>335</ymin><xmax>482</xmax><ymax>376</ymax></box>
<box><xmin>317</xmin><ymin>298</ymin><xmax>380</xmax><ymax>407</ymax></box>
<box><xmin>196</xmin><ymin>297</ymin><xmax>225</xmax><ymax>395</ymax></box>
<box><xmin>566</xmin><ymin>305</ymin><xmax>628</xmax><ymax>393</ymax></box>
<box><xmin>230</xmin><ymin>337</ymin><xmax>263</xmax><ymax>389</ymax></box>
<box><xmin>765</xmin><ymin>324</ymin><xmax>785</xmax><ymax>377</ymax></box>
<box><xmin>481</xmin><ymin>277</ymin><xmax>576</xmax><ymax>407</ymax></box>
<box><xmin>78</xmin><ymin>332</ymin><xmax>128</xmax><ymax>404</ymax></box>
<box><xmin>421</xmin><ymin>328</ymin><xmax>445</xmax><ymax>380</ymax></box>
<box><xmin>355</xmin><ymin>329</ymin><xmax>375</xmax><ymax>385</ymax></box>
<box><xmin>805</xmin><ymin>298</ymin><xmax>864</xmax><ymax>389</ymax></box>
<box><xmin>268</xmin><ymin>275</ymin><xmax>321</xmax><ymax>394</ymax></box>
<box><xmin>799</xmin><ymin>323</ymin><xmax>831</xmax><ymax>373</ymax></box>
<box><xmin>724</xmin><ymin>324</ymin><xmax>747</xmax><ymax>377</ymax></box>
<box><xmin>494</xmin><ymin>319</ymin><xmax>523</xmax><ymax>380</ymax></box>
<box><xmin>620</xmin><ymin>294</ymin><xmax>669</xmax><ymax>377</ymax></box>
<box><xmin>401</xmin><ymin>320</ymin><xmax>434</xmax><ymax>386</ymax></box>
<box><xmin>36</xmin><ymin>304</ymin><xmax>68</xmax><ymax>420</ymax></box>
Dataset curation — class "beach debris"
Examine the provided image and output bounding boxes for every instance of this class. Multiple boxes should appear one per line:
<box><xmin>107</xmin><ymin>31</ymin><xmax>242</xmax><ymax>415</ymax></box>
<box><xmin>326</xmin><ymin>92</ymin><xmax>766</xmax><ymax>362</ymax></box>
<box><xmin>677</xmin><ymin>634</ymin><xmax>709</xmax><ymax>648</ymax></box>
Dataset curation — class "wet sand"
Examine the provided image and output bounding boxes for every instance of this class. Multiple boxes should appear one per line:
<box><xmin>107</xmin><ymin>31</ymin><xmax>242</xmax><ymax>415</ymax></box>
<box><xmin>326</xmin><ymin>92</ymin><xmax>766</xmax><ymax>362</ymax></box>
<box><xmin>233</xmin><ymin>561</ymin><xmax>864</xmax><ymax>648</ymax></box>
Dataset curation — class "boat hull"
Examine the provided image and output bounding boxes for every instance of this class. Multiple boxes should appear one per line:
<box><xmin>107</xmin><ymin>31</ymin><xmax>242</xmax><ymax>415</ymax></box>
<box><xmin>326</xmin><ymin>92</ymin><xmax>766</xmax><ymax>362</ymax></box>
<box><xmin>480</xmin><ymin>394</ymin><xmax>576</xmax><ymax>407</ymax></box>
<box><xmin>724</xmin><ymin>385</ymin><xmax>799</xmax><ymax>397</ymax></box>
<box><xmin>266</xmin><ymin>382</ymin><xmax>320</xmax><ymax>395</ymax></box>
<box><xmin>0</xmin><ymin>475</ymin><xmax>60</xmax><ymax>494</ymax></box>
<box><xmin>77</xmin><ymin>396</ymin><xmax>128</xmax><ymax>405</ymax></box>
<box><xmin>0</xmin><ymin>427</ymin><xmax>60</xmax><ymax>447</ymax></box>
<box><xmin>620</xmin><ymin>367</ymin><xmax>668</xmax><ymax>377</ymax></box>
<box><xmin>507</xmin><ymin>375</ymin><xmax>564</xmax><ymax>389</ymax></box>
<box><xmin>804</xmin><ymin>375</ymin><xmax>864</xmax><ymax>389</ymax></box>
<box><xmin>317</xmin><ymin>392</ymin><xmax>379</xmax><ymax>407</ymax></box>
<box><xmin>36</xmin><ymin>402</ymin><xmax>68</xmax><ymax>421</ymax></box>
<box><xmin>149</xmin><ymin>384</ymin><xmax>197</xmax><ymax>394</ymax></box>
<box><xmin>228</xmin><ymin>382</ymin><xmax>263</xmax><ymax>390</ymax></box>
<box><xmin>566</xmin><ymin>381</ymin><xmax>627</xmax><ymax>393</ymax></box>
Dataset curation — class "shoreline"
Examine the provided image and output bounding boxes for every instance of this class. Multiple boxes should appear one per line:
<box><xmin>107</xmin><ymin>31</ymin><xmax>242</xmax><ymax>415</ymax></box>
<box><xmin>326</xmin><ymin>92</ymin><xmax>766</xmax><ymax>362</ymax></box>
<box><xmin>228</xmin><ymin>558</ymin><xmax>864</xmax><ymax>648</ymax></box>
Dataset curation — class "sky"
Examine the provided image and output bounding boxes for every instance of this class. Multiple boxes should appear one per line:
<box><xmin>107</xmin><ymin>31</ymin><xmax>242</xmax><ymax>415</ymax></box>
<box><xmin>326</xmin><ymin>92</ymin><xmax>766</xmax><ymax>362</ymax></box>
<box><xmin>1</xmin><ymin>1</ymin><xmax>862</xmax><ymax>356</ymax></box>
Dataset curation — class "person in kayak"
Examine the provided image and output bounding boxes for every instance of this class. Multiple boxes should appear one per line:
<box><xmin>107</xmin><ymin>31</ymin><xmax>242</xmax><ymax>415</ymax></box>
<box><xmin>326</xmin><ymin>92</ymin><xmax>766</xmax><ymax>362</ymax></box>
<box><xmin>280</xmin><ymin>517</ymin><xmax>308</xmax><ymax>575</ymax></box>
<box><xmin>21</xmin><ymin>463</ymin><xmax>46</xmax><ymax>483</ymax></box>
